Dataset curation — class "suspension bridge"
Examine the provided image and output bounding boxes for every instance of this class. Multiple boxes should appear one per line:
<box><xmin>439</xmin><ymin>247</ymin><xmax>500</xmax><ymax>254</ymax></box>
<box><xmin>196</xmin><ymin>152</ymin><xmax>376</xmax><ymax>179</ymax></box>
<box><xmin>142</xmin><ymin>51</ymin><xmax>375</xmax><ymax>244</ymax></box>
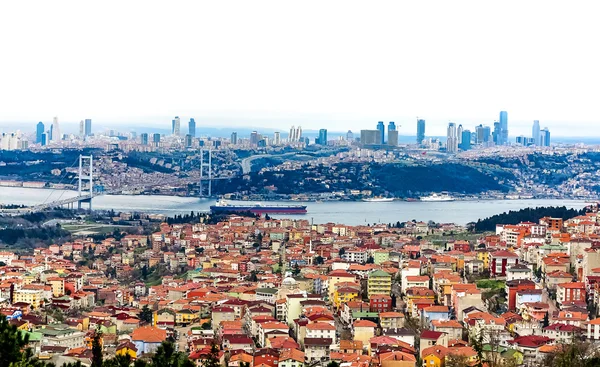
<box><xmin>0</xmin><ymin>150</ymin><xmax>222</xmax><ymax>215</ymax></box>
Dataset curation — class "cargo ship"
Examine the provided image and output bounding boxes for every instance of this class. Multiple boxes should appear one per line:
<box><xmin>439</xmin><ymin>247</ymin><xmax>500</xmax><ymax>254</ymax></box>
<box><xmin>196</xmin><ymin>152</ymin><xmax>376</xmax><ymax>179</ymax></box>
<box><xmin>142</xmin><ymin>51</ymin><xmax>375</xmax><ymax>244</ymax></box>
<box><xmin>210</xmin><ymin>200</ymin><xmax>307</xmax><ymax>215</ymax></box>
<box><xmin>362</xmin><ymin>197</ymin><xmax>394</xmax><ymax>202</ymax></box>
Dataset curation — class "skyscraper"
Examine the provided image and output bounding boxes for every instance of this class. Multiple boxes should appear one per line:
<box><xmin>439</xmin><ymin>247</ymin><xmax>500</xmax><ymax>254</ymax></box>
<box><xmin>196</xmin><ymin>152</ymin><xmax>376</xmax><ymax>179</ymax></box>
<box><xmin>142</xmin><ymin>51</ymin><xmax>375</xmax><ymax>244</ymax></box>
<box><xmin>532</xmin><ymin>120</ymin><xmax>540</xmax><ymax>145</ymax></box>
<box><xmin>446</xmin><ymin>123</ymin><xmax>458</xmax><ymax>153</ymax></box>
<box><xmin>499</xmin><ymin>111</ymin><xmax>508</xmax><ymax>145</ymax></box>
<box><xmin>51</xmin><ymin>116</ymin><xmax>60</xmax><ymax>142</ymax></box>
<box><xmin>417</xmin><ymin>119</ymin><xmax>425</xmax><ymax>144</ymax></box>
<box><xmin>492</xmin><ymin>121</ymin><xmax>500</xmax><ymax>145</ymax></box>
<box><xmin>360</xmin><ymin>130</ymin><xmax>381</xmax><ymax>145</ymax></box>
<box><xmin>377</xmin><ymin>121</ymin><xmax>385</xmax><ymax>144</ymax></box>
<box><xmin>273</xmin><ymin>132</ymin><xmax>281</xmax><ymax>145</ymax></box>
<box><xmin>85</xmin><ymin>119</ymin><xmax>92</xmax><ymax>137</ymax></box>
<box><xmin>189</xmin><ymin>118</ymin><xmax>196</xmax><ymax>137</ymax></box>
<box><xmin>79</xmin><ymin>120</ymin><xmax>84</xmax><ymax>137</ymax></box>
<box><xmin>231</xmin><ymin>132</ymin><xmax>238</xmax><ymax>145</ymax></box>
<box><xmin>541</xmin><ymin>128</ymin><xmax>551</xmax><ymax>147</ymax></box>
<box><xmin>388</xmin><ymin>130</ymin><xmax>399</xmax><ymax>146</ymax></box>
<box><xmin>346</xmin><ymin>130</ymin><xmax>354</xmax><ymax>141</ymax></box>
<box><xmin>141</xmin><ymin>133</ymin><xmax>149</xmax><ymax>145</ymax></box>
<box><xmin>317</xmin><ymin>129</ymin><xmax>328</xmax><ymax>145</ymax></box>
<box><xmin>185</xmin><ymin>134</ymin><xmax>192</xmax><ymax>148</ymax></box>
<box><xmin>457</xmin><ymin>124</ymin><xmax>463</xmax><ymax>145</ymax></box>
<box><xmin>250</xmin><ymin>131</ymin><xmax>259</xmax><ymax>145</ymax></box>
<box><xmin>289</xmin><ymin>126</ymin><xmax>296</xmax><ymax>142</ymax></box>
<box><xmin>41</xmin><ymin>133</ymin><xmax>47</xmax><ymax>146</ymax></box>
<box><xmin>172</xmin><ymin>116</ymin><xmax>180</xmax><ymax>136</ymax></box>
<box><xmin>388</xmin><ymin>121</ymin><xmax>396</xmax><ymax>132</ymax></box>
<box><xmin>153</xmin><ymin>133</ymin><xmax>161</xmax><ymax>147</ymax></box>
<box><xmin>36</xmin><ymin>122</ymin><xmax>44</xmax><ymax>144</ymax></box>
<box><xmin>459</xmin><ymin>130</ymin><xmax>471</xmax><ymax>150</ymax></box>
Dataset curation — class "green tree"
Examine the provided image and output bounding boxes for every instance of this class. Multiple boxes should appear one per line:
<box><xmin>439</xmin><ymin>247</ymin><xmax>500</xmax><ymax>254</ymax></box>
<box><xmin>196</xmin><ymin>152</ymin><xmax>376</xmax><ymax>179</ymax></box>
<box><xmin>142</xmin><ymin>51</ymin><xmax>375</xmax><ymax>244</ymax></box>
<box><xmin>103</xmin><ymin>355</ymin><xmax>133</xmax><ymax>367</ymax></box>
<box><xmin>150</xmin><ymin>341</ymin><xmax>194</xmax><ymax>367</ymax></box>
<box><xmin>542</xmin><ymin>312</ymin><xmax>549</xmax><ymax>328</ymax></box>
<box><xmin>326</xmin><ymin>362</ymin><xmax>340</xmax><ymax>367</ymax></box>
<box><xmin>366</xmin><ymin>256</ymin><xmax>374</xmax><ymax>264</ymax></box>
<box><xmin>138</xmin><ymin>305</ymin><xmax>154</xmax><ymax>325</ymax></box>
<box><xmin>338</xmin><ymin>248</ymin><xmax>346</xmax><ymax>257</ymax></box>
<box><xmin>91</xmin><ymin>329</ymin><xmax>103</xmax><ymax>367</ymax></box>
<box><xmin>201</xmin><ymin>343</ymin><xmax>221</xmax><ymax>367</ymax></box>
<box><xmin>314</xmin><ymin>255</ymin><xmax>324</xmax><ymax>265</ymax></box>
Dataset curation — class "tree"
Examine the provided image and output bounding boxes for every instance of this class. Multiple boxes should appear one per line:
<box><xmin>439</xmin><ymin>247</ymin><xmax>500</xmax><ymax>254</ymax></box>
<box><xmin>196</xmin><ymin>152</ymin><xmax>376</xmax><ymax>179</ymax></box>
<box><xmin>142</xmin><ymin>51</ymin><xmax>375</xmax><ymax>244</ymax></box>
<box><xmin>445</xmin><ymin>354</ymin><xmax>471</xmax><ymax>367</ymax></box>
<box><xmin>542</xmin><ymin>337</ymin><xmax>600</xmax><ymax>367</ymax></box>
<box><xmin>150</xmin><ymin>341</ymin><xmax>194</xmax><ymax>367</ymax></box>
<box><xmin>292</xmin><ymin>263</ymin><xmax>301</xmax><ymax>276</ymax></box>
<box><xmin>202</xmin><ymin>343</ymin><xmax>221</xmax><ymax>367</ymax></box>
<box><xmin>326</xmin><ymin>362</ymin><xmax>340</xmax><ymax>367</ymax></box>
<box><xmin>138</xmin><ymin>305</ymin><xmax>154</xmax><ymax>325</ymax></box>
<box><xmin>543</xmin><ymin>312</ymin><xmax>550</xmax><ymax>328</ymax></box>
<box><xmin>314</xmin><ymin>255</ymin><xmax>324</xmax><ymax>265</ymax></box>
<box><xmin>0</xmin><ymin>316</ymin><xmax>31</xmax><ymax>367</ymax></box>
<box><xmin>91</xmin><ymin>329</ymin><xmax>103</xmax><ymax>367</ymax></box>
<box><xmin>338</xmin><ymin>248</ymin><xmax>346</xmax><ymax>257</ymax></box>
<box><xmin>366</xmin><ymin>256</ymin><xmax>374</xmax><ymax>264</ymax></box>
<box><xmin>141</xmin><ymin>265</ymin><xmax>149</xmax><ymax>280</ymax></box>
<box><xmin>103</xmin><ymin>355</ymin><xmax>133</xmax><ymax>367</ymax></box>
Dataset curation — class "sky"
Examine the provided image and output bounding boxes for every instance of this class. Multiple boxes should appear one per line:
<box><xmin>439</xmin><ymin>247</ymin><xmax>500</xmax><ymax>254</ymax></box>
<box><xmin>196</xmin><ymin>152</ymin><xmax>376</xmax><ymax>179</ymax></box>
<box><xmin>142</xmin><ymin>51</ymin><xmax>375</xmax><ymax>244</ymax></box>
<box><xmin>1</xmin><ymin>1</ymin><xmax>599</xmax><ymax>137</ymax></box>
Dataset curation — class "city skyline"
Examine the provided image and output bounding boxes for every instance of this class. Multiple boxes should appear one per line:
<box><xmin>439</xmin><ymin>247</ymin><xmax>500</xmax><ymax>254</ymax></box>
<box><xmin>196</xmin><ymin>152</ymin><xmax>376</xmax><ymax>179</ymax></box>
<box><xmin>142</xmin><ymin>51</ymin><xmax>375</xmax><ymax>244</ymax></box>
<box><xmin>0</xmin><ymin>1</ymin><xmax>599</xmax><ymax>137</ymax></box>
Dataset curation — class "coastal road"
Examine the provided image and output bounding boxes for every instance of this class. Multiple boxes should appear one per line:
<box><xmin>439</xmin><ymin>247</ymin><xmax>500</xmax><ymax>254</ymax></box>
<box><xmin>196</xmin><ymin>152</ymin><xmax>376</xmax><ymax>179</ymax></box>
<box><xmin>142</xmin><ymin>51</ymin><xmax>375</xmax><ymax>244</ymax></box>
<box><xmin>240</xmin><ymin>152</ymin><xmax>299</xmax><ymax>175</ymax></box>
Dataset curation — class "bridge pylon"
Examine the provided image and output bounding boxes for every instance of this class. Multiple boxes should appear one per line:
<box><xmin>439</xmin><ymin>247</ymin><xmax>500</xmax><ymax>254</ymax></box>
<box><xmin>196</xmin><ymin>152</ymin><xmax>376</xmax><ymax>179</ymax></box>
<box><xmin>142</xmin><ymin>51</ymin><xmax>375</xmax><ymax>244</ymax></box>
<box><xmin>78</xmin><ymin>154</ymin><xmax>93</xmax><ymax>210</ymax></box>
<box><xmin>199</xmin><ymin>149</ymin><xmax>212</xmax><ymax>197</ymax></box>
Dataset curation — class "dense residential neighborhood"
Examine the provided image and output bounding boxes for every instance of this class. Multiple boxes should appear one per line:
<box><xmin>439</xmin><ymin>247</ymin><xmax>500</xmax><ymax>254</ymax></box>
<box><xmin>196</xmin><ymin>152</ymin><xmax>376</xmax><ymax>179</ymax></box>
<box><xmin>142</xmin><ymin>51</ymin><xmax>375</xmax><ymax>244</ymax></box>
<box><xmin>3</xmin><ymin>206</ymin><xmax>600</xmax><ymax>366</ymax></box>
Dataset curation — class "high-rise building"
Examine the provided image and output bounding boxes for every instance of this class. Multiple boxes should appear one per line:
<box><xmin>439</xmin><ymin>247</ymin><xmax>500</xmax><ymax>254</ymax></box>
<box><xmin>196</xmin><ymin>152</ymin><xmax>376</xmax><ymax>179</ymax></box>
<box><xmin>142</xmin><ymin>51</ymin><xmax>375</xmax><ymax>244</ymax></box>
<box><xmin>446</xmin><ymin>123</ymin><xmax>458</xmax><ymax>153</ymax></box>
<box><xmin>189</xmin><ymin>118</ymin><xmax>196</xmax><ymax>137</ymax></box>
<box><xmin>172</xmin><ymin>116</ymin><xmax>181</xmax><ymax>136</ymax></box>
<box><xmin>360</xmin><ymin>130</ymin><xmax>381</xmax><ymax>145</ymax></box>
<box><xmin>141</xmin><ymin>133</ymin><xmax>149</xmax><ymax>145</ymax></box>
<box><xmin>51</xmin><ymin>117</ymin><xmax>60</xmax><ymax>142</ymax></box>
<box><xmin>289</xmin><ymin>126</ymin><xmax>296</xmax><ymax>142</ymax></box>
<box><xmin>79</xmin><ymin>120</ymin><xmax>84</xmax><ymax>137</ymax></box>
<box><xmin>388</xmin><ymin>121</ymin><xmax>396</xmax><ymax>132</ymax></box>
<box><xmin>417</xmin><ymin>119</ymin><xmax>425</xmax><ymax>144</ymax></box>
<box><xmin>317</xmin><ymin>129</ymin><xmax>328</xmax><ymax>145</ymax></box>
<box><xmin>499</xmin><ymin>111</ymin><xmax>508</xmax><ymax>145</ymax></box>
<box><xmin>231</xmin><ymin>132</ymin><xmax>238</xmax><ymax>145</ymax></box>
<box><xmin>36</xmin><ymin>122</ymin><xmax>44</xmax><ymax>144</ymax></box>
<box><xmin>41</xmin><ymin>133</ymin><xmax>47</xmax><ymax>146</ymax></box>
<box><xmin>457</xmin><ymin>124</ymin><xmax>464</xmax><ymax>145</ymax></box>
<box><xmin>273</xmin><ymin>132</ymin><xmax>281</xmax><ymax>145</ymax></box>
<box><xmin>459</xmin><ymin>130</ymin><xmax>471</xmax><ymax>150</ymax></box>
<box><xmin>185</xmin><ymin>134</ymin><xmax>193</xmax><ymax>148</ymax></box>
<box><xmin>346</xmin><ymin>130</ymin><xmax>354</xmax><ymax>141</ymax></box>
<box><xmin>153</xmin><ymin>133</ymin><xmax>161</xmax><ymax>147</ymax></box>
<box><xmin>541</xmin><ymin>128</ymin><xmax>551</xmax><ymax>147</ymax></box>
<box><xmin>377</xmin><ymin>121</ymin><xmax>385</xmax><ymax>144</ymax></box>
<box><xmin>532</xmin><ymin>120</ymin><xmax>540</xmax><ymax>146</ymax></box>
<box><xmin>250</xmin><ymin>131</ymin><xmax>259</xmax><ymax>145</ymax></box>
<box><xmin>492</xmin><ymin>121</ymin><xmax>500</xmax><ymax>145</ymax></box>
<box><xmin>85</xmin><ymin>119</ymin><xmax>92</xmax><ymax>137</ymax></box>
<box><xmin>388</xmin><ymin>130</ymin><xmax>399</xmax><ymax>146</ymax></box>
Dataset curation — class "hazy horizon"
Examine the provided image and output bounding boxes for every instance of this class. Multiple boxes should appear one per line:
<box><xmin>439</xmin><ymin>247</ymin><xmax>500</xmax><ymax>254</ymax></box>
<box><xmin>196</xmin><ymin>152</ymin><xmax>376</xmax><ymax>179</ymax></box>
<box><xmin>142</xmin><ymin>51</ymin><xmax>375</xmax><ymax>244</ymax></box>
<box><xmin>1</xmin><ymin>1</ymin><xmax>599</xmax><ymax>137</ymax></box>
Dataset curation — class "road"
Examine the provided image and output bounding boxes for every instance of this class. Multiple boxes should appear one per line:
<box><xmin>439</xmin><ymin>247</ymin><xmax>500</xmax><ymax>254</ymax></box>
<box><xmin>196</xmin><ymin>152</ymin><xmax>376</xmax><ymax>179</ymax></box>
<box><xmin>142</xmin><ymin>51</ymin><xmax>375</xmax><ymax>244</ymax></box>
<box><xmin>240</xmin><ymin>153</ymin><xmax>298</xmax><ymax>175</ymax></box>
<box><xmin>174</xmin><ymin>324</ymin><xmax>195</xmax><ymax>353</ymax></box>
<box><xmin>542</xmin><ymin>287</ymin><xmax>559</xmax><ymax>315</ymax></box>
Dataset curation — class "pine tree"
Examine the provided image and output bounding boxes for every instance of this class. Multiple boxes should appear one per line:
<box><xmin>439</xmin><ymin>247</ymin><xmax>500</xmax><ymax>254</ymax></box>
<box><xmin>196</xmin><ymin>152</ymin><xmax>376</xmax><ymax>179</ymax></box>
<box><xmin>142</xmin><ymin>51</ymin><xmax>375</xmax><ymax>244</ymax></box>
<box><xmin>91</xmin><ymin>329</ymin><xmax>103</xmax><ymax>367</ymax></box>
<box><xmin>202</xmin><ymin>343</ymin><xmax>221</xmax><ymax>367</ymax></box>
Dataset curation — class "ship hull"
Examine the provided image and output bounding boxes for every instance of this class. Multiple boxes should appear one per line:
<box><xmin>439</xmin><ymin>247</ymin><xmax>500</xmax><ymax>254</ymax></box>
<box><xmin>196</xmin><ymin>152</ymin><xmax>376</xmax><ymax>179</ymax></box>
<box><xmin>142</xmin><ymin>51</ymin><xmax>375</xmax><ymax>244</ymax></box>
<box><xmin>210</xmin><ymin>205</ymin><xmax>307</xmax><ymax>215</ymax></box>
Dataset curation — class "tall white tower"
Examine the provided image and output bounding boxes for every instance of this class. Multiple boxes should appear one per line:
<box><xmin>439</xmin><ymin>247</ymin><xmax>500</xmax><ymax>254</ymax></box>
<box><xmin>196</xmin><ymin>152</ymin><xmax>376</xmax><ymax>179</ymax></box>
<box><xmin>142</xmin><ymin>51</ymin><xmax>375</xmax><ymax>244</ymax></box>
<box><xmin>52</xmin><ymin>117</ymin><xmax>61</xmax><ymax>142</ymax></box>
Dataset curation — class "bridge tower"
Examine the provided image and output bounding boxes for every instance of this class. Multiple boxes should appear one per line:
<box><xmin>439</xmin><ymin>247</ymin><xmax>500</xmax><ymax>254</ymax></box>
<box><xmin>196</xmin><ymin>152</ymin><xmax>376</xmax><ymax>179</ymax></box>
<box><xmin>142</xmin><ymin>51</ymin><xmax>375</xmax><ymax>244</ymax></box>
<box><xmin>78</xmin><ymin>154</ymin><xmax>93</xmax><ymax>210</ymax></box>
<box><xmin>199</xmin><ymin>149</ymin><xmax>212</xmax><ymax>197</ymax></box>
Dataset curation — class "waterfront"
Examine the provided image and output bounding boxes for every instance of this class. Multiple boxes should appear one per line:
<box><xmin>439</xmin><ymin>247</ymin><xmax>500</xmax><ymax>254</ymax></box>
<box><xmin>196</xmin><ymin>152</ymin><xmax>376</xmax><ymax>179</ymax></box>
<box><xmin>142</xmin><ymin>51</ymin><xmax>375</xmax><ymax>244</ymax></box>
<box><xmin>0</xmin><ymin>186</ymin><xmax>590</xmax><ymax>225</ymax></box>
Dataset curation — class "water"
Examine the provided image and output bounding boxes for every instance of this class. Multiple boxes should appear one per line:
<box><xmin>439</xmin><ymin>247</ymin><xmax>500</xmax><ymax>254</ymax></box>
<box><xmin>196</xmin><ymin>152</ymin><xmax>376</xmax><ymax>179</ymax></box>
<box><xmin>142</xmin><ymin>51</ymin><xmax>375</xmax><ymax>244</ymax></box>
<box><xmin>0</xmin><ymin>186</ymin><xmax>589</xmax><ymax>225</ymax></box>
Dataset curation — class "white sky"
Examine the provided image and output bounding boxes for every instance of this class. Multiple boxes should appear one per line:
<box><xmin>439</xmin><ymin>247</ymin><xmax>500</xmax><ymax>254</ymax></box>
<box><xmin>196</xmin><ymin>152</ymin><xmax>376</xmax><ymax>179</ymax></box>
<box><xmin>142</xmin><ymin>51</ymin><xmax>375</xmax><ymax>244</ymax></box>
<box><xmin>1</xmin><ymin>1</ymin><xmax>599</xmax><ymax>136</ymax></box>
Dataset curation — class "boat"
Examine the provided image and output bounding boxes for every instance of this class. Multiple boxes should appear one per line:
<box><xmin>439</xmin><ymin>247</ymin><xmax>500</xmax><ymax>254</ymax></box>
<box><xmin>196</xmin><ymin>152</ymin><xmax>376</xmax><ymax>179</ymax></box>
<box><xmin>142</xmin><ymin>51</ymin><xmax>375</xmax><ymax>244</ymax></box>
<box><xmin>362</xmin><ymin>197</ymin><xmax>394</xmax><ymax>202</ymax></box>
<box><xmin>419</xmin><ymin>192</ymin><xmax>455</xmax><ymax>202</ymax></box>
<box><xmin>210</xmin><ymin>200</ymin><xmax>307</xmax><ymax>214</ymax></box>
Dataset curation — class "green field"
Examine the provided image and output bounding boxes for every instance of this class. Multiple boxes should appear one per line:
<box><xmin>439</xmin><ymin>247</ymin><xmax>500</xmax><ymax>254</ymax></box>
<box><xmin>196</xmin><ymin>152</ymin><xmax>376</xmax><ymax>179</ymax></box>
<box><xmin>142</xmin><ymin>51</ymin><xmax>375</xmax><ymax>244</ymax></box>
<box><xmin>476</xmin><ymin>279</ymin><xmax>505</xmax><ymax>290</ymax></box>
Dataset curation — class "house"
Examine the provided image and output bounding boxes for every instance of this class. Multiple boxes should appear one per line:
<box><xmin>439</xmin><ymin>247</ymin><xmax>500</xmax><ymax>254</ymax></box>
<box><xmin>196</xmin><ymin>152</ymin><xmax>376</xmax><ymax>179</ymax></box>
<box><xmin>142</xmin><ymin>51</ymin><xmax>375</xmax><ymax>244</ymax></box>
<box><xmin>587</xmin><ymin>318</ymin><xmax>600</xmax><ymax>340</ymax></box>
<box><xmin>353</xmin><ymin>319</ymin><xmax>377</xmax><ymax>351</ymax></box>
<box><xmin>379</xmin><ymin>312</ymin><xmax>405</xmax><ymax>329</ymax></box>
<box><xmin>212</xmin><ymin>307</ymin><xmax>236</xmax><ymax>330</ymax></box>
<box><xmin>556</xmin><ymin>282</ymin><xmax>586</xmax><ymax>307</ymax></box>
<box><xmin>306</xmin><ymin>322</ymin><xmax>336</xmax><ymax>344</ymax></box>
<box><xmin>507</xmin><ymin>264</ymin><xmax>532</xmax><ymax>281</ymax></box>
<box><xmin>378</xmin><ymin>350</ymin><xmax>417</xmax><ymax>367</ymax></box>
<box><xmin>515</xmin><ymin>289</ymin><xmax>543</xmax><ymax>310</ymax></box>
<box><xmin>367</xmin><ymin>270</ymin><xmax>392</xmax><ymax>298</ymax></box>
<box><xmin>304</xmin><ymin>338</ymin><xmax>332</xmax><ymax>362</ymax></box>
<box><xmin>131</xmin><ymin>326</ymin><xmax>167</xmax><ymax>357</ymax></box>
<box><xmin>542</xmin><ymin>323</ymin><xmax>581</xmax><ymax>343</ymax></box>
<box><xmin>419</xmin><ymin>330</ymin><xmax>447</xmax><ymax>354</ymax></box>
<box><xmin>115</xmin><ymin>341</ymin><xmax>138</xmax><ymax>360</ymax></box>
<box><xmin>421</xmin><ymin>306</ymin><xmax>449</xmax><ymax>327</ymax></box>
<box><xmin>507</xmin><ymin>335</ymin><xmax>553</xmax><ymax>365</ymax></box>
<box><xmin>505</xmin><ymin>279</ymin><xmax>536</xmax><ymax>311</ymax></box>
<box><xmin>278</xmin><ymin>349</ymin><xmax>304</xmax><ymax>367</ymax></box>
<box><xmin>489</xmin><ymin>250</ymin><xmax>519</xmax><ymax>277</ymax></box>
<box><xmin>369</xmin><ymin>294</ymin><xmax>392</xmax><ymax>313</ymax></box>
<box><xmin>431</xmin><ymin>320</ymin><xmax>462</xmax><ymax>341</ymax></box>
<box><xmin>421</xmin><ymin>345</ymin><xmax>448</xmax><ymax>367</ymax></box>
